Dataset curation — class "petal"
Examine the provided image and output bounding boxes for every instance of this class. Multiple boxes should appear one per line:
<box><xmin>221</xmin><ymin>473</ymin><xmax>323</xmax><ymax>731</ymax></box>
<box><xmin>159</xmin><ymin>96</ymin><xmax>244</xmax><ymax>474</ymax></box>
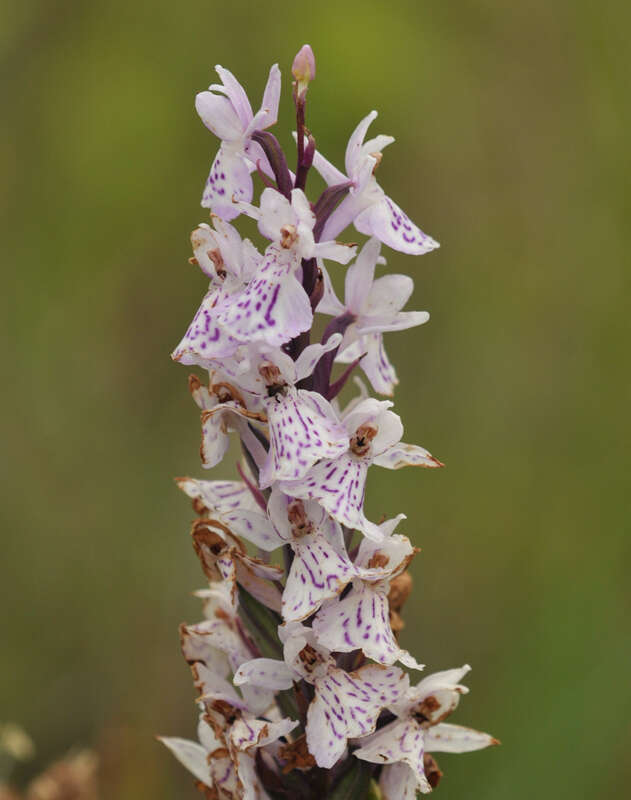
<box><xmin>356</xmin><ymin>531</ymin><xmax>415</xmax><ymax>579</ymax></box>
<box><xmin>373</xmin><ymin>442</ymin><xmax>443</xmax><ymax>469</ymax></box>
<box><xmin>308</xmin><ymin>144</ymin><xmax>348</xmax><ymax>186</ymax></box>
<box><xmin>357</xmin><ymin>310</ymin><xmax>430</xmax><ymax>336</ymax></box>
<box><xmin>312</xmin><ymin>240</ymin><xmax>357</xmax><ymax>265</ymax></box>
<box><xmin>159</xmin><ymin>737</ymin><xmax>211</xmax><ymax>787</ymax></box>
<box><xmin>280</xmin><ymin>454</ymin><xmax>369</xmax><ymax>533</ymax></box>
<box><xmin>201</xmin><ymin>145</ymin><xmax>253</xmax><ymax>219</ymax></box>
<box><xmin>216</xmin><ymin>247</ymin><xmax>312</xmax><ymax>347</ymax></box>
<box><xmin>220</xmin><ymin>508</ymin><xmax>283</xmax><ymax>551</ymax></box>
<box><xmin>283</xmin><ymin>532</ymin><xmax>357</xmax><ymax>621</ymax></box>
<box><xmin>260</xmin><ymin>389</ymin><xmax>349</xmax><ymax>488</ymax></box>
<box><xmin>195</xmin><ymin>91</ymin><xmax>243</xmax><ymax>140</ymax></box>
<box><xmin>380</xmin><ymin>762</ymin><xmax>431</xmax><ymax>799</ymax></box>
<box><xmin>199</xmin><ymin>407</ymin><xmax>231</xmax><ymax>469</ymax></box>
<box><xmin>424</xmin><ymin>722</ymin><xmax>498</xmax><ymax>754</ymax></box>
<box><xmin>320</xmin><ymin>193</ymin><xmax>364</xmax><ymax>242</ymax></box>
<box><xmin>345</xmin><ymin>110</ymin><xmax>377</xmax><ymax>177</ymax></box>
<box><xmin>177</xmin><ymin>478</ymin><xmax>258</xmax><ymax>513</ymax></box>
<box><xmin>214</xmin><ymin>65</ymin><xmax>253</xmax><ymax>129</ymax></box>
<box><xmin>294</xmin><ymin>333</ymin><xmax>343</xmax><ymax>382</ymax></box>
<box><xmin>344</xmin><ymin>237</ymin><xmax>381</xmax><ymax>313</ymax></box>
<box><xmin>354</xmin><ymin>718</ymin><xmax>423</xmax><ymax>770</ymax></box>
<box><xmin>312</xmin><ymin>583</ymin><xmax>423</xmax><ymax>670</ymax></box>
<box><xmin>257</xmin><ymin>63</ymin><xmax>282</xmax><ymax>131</ymax></box>
<box><xmin>354</xmin><ymin>194</ymin><xmax>439</xmax><ymax>255</ymax></box>
<box><xmin>358</xmin><ymin>333</ymin><xmax>399</xmax><ymax>396</ymax></box>
<box><xmin>171</xmin><ymin>289</ymin><xmax>240</xmax><ymax>366</ymax></box>
<box><xmin>230</xmin><ymin>718</ymin><xmax>296</xmax><ymax>752</ymax></box>
<box><xmin>306</xmin><ymin>664</ymin><xmax>408</xmax><ymax>768</ymax></box>
<box><xmin>233</xmin><ymin>658</ymin><xmax>295</xmax><ymax>691</ymax></box>
<box><xmin>190</xmin><ymin>224</ymin><xmax>223</xmax><ymax>281</ymax></box>
<box><xmin>393</xmin><ymin>665</ymin><xmax>472</xmax><ymax>721</ymax></box>
<box><xmin>364</xmin><ymin>273</ymin><xmax>414</xmax><ymax>316</ymax></box>
<box><xmin>316</xmin><ymin>262</ymin><xmax>346</xmax><ymax>317</ymax></box>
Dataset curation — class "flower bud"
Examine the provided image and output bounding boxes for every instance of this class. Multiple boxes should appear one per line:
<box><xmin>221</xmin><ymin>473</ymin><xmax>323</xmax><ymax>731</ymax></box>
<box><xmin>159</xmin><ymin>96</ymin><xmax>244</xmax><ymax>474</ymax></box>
<box><xmin>292</xmin><ymin>44</ymin><xmax>316</xmax><ymax>89</ymax></box>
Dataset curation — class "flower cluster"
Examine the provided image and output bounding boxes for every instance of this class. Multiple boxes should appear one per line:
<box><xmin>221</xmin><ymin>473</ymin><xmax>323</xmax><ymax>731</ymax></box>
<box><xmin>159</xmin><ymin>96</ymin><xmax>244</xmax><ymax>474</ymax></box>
<box><xmin>160</xmin><ymin>45</ymin><xmax>497</xmax><ymax>799</ymax></box>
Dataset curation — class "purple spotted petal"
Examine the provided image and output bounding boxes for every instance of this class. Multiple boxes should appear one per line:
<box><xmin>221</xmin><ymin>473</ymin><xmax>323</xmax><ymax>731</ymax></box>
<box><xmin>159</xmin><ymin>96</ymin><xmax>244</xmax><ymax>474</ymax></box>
<box><xmin>176</xmin><ymin>478</ymin><xmax>259</xmax><ymax>513</ymax></box>
<box><xmin>230</xmin><ymin>717</ymin><xmax>298</xmax><ymax>752</ymax></box>
<box><xmin>279</xmin><ymin>453</ymin><xmax>369</xmax><ymax>533</ymax></box>
<box><xmin>354</xmin><ymin>194</ymin><xmax>439</xmax><ymax>256</ymax></box>
<box><xmin>312</xmin><ymin>583</ymin><xmax>423</xmax><ymax>670</ymax></box>
<box><xmin>283</xmin><ymin>531</ymin><xmax>357</xmax><ymax>621</ymax></box>
<box><xmin>201</xmin><ymin>145</ymin><xmax>253</xmax><ymax>220</ymax></box>
<box><xmin>260</xmin><ymin>389</ymin><xmax>348</xmax><ymax>488</ymax></box>
<box><xmin>172</xmin><ymin>289</ymin><xmax>240</xmax><ymax>367</ymax></box>
<box><xmin>354</xmin><ymin>719</ymin><xmax>428</xmax><ymax>790</ymax></box>
<box><xmin>306</xmin><ymin>664</ymin><xmax>408</xmax><ymax>768</ymax></box>
<box><xmin>216</xmin><ymin>247</ymin><xmax>312</xmax><ymax>347</ymax></box>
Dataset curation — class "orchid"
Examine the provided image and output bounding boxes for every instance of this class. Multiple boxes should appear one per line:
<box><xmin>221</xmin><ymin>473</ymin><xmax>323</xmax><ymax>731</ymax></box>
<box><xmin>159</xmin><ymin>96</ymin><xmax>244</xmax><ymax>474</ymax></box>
<box><xmin>279</xmin><ymin>397</ymin><xmax>441</xmax><ymax>540</ymax></box>
<box><xmin>234</xmin><ymin>622</ymin><xmax>409</xmax><ymax>769</ymax></box>
<box><xmin>162</xmin><ymin>44</ymin><xmax>496</xmax><ymax>799</ymax></box>
<box><xmin>197</xmin><ymin>63</ymin><xmax>281</xmax><ymax>220</ymax></box>
<box><xmin>310</xmin><ymin>111</ymin><xmax>440</xmax><ymax>255</ymax></box>
<box><xmin>320</xmin><ymin>236</ymin><xmax>430</xmax><ymax>395</ymax></box>
<box><xmin>354</xmin><ymin>666</ymin><xmax>499</xmax><ymax>796</ymax></box>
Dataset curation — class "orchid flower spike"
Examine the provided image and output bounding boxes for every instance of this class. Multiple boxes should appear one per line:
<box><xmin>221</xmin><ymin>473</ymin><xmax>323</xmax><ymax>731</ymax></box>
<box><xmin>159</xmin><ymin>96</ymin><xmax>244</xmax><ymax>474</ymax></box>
<box><xmin>164</xmin><ymin>46</ymin><xmax>496</xmax><ymax>800</ymax></box>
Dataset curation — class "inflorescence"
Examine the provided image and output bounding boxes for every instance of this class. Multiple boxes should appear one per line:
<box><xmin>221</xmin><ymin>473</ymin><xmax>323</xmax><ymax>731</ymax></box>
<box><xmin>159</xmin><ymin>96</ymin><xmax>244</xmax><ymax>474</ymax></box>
<box><xmin>160</xmin><ymin>44</ymin><xmax>497</xmax><ymax>800</ymax></box>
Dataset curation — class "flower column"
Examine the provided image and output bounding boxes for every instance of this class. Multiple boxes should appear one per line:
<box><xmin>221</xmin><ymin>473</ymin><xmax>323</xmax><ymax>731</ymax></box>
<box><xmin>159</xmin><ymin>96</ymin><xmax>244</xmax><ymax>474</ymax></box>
<box><xmin>160</xmin><ymin>45</ymin><xmax>497</xmax><ymax>800</ymax></box>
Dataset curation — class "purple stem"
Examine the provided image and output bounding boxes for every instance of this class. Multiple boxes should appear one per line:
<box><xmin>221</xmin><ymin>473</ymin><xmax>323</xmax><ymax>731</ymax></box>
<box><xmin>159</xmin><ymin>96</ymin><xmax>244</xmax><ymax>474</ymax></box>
<box><xmin>311</xmin><ymin>311</ymin><xmax>356</xmax><ymax>395</ymax></box>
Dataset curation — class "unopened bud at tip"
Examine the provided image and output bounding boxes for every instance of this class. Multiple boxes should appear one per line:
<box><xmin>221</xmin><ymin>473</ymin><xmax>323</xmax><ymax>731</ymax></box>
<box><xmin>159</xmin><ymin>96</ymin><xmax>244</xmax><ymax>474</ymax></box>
<box><xmin>292</xmin><ymin>44</ymin><xmax>316</xmax><ymax>87</ymax></box>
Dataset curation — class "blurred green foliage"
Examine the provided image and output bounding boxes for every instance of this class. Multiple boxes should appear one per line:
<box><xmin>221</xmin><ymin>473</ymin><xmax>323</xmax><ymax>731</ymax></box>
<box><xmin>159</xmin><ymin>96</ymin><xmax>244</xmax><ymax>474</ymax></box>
<box><xmin>1</xmin><ymin>0</ymin><xmax>630</xmax><ymax>797</ymax></box>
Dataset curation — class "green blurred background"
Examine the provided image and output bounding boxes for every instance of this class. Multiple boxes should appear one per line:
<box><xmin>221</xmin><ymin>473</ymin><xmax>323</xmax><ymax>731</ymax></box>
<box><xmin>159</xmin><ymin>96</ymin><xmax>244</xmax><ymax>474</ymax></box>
<box><xmin>2</xmin><ymin>0</ymin><xmax>630</xmax><ymax>797</ymax></box>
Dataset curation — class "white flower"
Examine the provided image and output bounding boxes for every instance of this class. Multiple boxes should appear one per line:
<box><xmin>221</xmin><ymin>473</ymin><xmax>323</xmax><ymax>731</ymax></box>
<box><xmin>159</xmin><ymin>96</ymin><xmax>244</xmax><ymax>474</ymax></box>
<box><xmin>354</xmin><ymin>666</ymin><xmax>498</xmax><ymax>795</ymax></box>
<box><xmin>234</xmin><ymin>622</ymin><xmax>409</xmax><ymax>769</ymax></box>
<box><xmin>171</xmin><ymin>217</ymin><xmax>261</xmax><ymax>367</ymax></box>
<box><xmin>268</xmin><ymin>489</ymin><xmax>358</xmax><ymax>621</ymax></box>
<box><xmin>211</xmin><ymin>189</ymin><xmax>355</xmax><ymax>348</ymax></box>
<box><xmin>197</xmin><ymin>64</ymin><xmax>281</xmax><ymax>220</ymax></box>
<box><xmin>310</xmin><ymin>112</ymin><xmax>439</xmax><ymax>254</ymax></box>
<box><xmin>200</xmin><ymin>337</ymin><xmax>350</xmax><ymax>488</ymax></box>
<box><xmin>279</xmin><ymin>398</ymin><xmax>442</xmax><ymax>540</ymax></box>
<box><xmin>319</xmin><ymin>237</ymin><xmax>430</xmax><ymax>395</ymax></box>
<box><xmin>312</xmin><ymin>516</ymin><xmax>423</xmax><ymax>669</ymax></box>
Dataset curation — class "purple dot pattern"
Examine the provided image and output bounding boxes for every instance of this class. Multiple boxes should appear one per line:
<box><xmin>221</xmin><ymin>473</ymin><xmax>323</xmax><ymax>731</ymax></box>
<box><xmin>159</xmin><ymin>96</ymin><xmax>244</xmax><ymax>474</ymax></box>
<box><xmin>355</xmin><ymin>718</ymin><xmax>425</xmax><ymax>779</ymax></box>
<box><xmin>280</xmin><ymin>453</ymin><xmax>369</xmax><ymax>531</ymax></box>
<box><xmin>216</xmin><ymin>247</ymin><xmax>312</xmax><ymax>347</ymax></box>
<box><xmin>201</xmin><ymin>146</ymin><xmax>253</xmax><ymax>220</ymax></box>
<box><xmin>306</xmin><ymin>664</ymin><xmax>408</xmax><ymax>769</ymax></box>
<box><xmin>359</xmin><ymin>332</ymin><xmax>398</xmax><ymax>396</ymax></box>
<box><xmin>261</xmin><ymin>389</ymin><xmax>349</xmax><ymax>488</ymax></box>
<box><xmin>176</xmin><ymin>479</ymin><xmax>259</xmax><ymax>514</ymax></box>
<box><xmin>312</xmin><ymin>583</ymin><xmax>422</xmax><ymax>669</ymax></box>
<box><xmin>355</xmin><ymin>194</ymin><xmax>440</xmax><ymax>256</ymax></box>
<box><xmin>172</xmin><ymin>288</ymin><xmax>240</xmax><ymax>367</ymax></box>
<box><xmin>283</xmin><ymin>532</ymin><xmax>357</xmax><ymax>622</ymax></box>
<box><xmin>165</xmin><ymin>60</ymin><xmax>497</xmax><ymax>788</ymax></box>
